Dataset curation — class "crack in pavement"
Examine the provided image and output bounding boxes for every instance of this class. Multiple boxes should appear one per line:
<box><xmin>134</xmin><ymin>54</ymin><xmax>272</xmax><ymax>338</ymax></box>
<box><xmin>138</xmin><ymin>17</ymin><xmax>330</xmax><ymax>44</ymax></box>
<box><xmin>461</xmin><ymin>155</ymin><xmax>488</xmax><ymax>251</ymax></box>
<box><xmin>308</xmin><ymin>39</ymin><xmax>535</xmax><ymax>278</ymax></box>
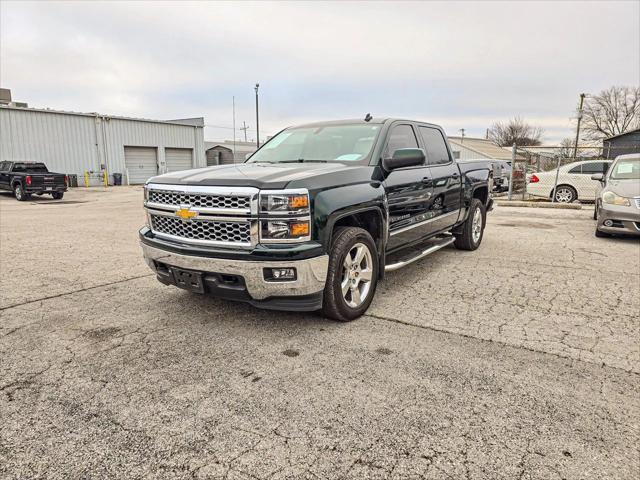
<box><xmin>0</xmin><ymin>273</ymin><xmax>154</xmax><ymax>311</ymax></box>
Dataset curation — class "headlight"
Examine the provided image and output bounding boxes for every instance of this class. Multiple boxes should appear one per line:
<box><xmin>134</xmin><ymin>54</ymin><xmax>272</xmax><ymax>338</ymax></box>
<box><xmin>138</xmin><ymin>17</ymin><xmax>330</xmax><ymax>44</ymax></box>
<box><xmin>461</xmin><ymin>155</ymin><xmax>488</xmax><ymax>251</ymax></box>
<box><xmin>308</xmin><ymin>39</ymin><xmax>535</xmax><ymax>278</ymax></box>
<box><xmin>259</xmin><ymin>189</ymin><xmax>309</xmax><ymax>214</ymax></box>
<box><xmin>259</xmin><ymin>189</ymin><xmax>311</xmax><ymax>243</ymax></box>
<box><xmin>260</xmin><ymin>219</ymin><xmax>311</xmax><ymax>242</ymax></box>
<box><xmin>602</xmin><ymin>191</ymin><xmax>630</xmax><ymax>206</ymax></box>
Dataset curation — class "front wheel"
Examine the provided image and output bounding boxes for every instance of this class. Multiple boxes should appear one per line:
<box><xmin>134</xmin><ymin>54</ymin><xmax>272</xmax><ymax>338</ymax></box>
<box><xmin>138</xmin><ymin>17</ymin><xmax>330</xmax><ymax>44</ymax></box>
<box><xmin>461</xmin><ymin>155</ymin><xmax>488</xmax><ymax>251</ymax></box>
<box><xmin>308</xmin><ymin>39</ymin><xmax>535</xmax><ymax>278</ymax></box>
<box><xmin>454</xmin><ymin>198</ymin><xmax>486</xmax><ymax>251</ymax></box>
<box><xmin>322</xmin><ymin>227</ymin><xmax>379</xmax><ymax>322</ymax></box>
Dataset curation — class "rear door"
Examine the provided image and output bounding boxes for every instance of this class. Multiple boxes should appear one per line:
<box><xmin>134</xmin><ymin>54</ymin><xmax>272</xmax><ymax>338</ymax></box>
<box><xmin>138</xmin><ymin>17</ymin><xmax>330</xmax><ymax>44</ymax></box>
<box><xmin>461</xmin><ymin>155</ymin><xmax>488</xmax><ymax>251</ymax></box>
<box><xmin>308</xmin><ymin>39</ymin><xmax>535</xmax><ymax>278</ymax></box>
<box><xmin>418</xmin><ymin>126</ymin><xmax>462</xmax><ymax>234</ymax></box>
<box><xmin>0</xmin><ymin>162</ymin><xmax>11</xmax><ymax>190</ymax></box>
<box><xmin>165</xmin><ymin>148</ymin><xmax>193</xmax><ymax>173</ymax></box>
<box><xmin>124</xmin><ymin>147</ymin><xmax>158</xmax><ymax>184</ymax></box>
<box><xmin>383</xmin><ymin>123</ymin><xmax>434</xmax><ymax>251</ymax></box>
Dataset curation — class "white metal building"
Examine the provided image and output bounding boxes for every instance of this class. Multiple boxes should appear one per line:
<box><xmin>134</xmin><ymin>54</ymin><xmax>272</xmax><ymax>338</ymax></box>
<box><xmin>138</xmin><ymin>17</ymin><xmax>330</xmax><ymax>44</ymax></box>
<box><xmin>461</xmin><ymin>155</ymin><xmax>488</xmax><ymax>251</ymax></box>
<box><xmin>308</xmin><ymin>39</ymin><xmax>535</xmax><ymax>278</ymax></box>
<box><xmin>447</xmin><ymin>136</ymin><xmax>515</xmax><ymax>161</ymax></box>
<box><xmin>0</xmin><ymin>105</ymin><xmax>205</xmax><ymax>184</ymax></box>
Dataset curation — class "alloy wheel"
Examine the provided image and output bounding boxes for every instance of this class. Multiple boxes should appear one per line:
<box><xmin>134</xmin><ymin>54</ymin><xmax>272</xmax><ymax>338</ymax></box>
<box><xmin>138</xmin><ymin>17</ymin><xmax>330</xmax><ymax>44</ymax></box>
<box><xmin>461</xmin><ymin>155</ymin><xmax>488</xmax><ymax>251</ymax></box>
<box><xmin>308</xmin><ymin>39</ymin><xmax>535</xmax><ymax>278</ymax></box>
<box><xmin>341</xmin><ymin>243</ymin><xmax>374</xmax><ymax>308</ymax></box>
<box><xmin>472</xmin><ymin>206</ymin><xmax>483</xmax><ymax>244</ymax></box>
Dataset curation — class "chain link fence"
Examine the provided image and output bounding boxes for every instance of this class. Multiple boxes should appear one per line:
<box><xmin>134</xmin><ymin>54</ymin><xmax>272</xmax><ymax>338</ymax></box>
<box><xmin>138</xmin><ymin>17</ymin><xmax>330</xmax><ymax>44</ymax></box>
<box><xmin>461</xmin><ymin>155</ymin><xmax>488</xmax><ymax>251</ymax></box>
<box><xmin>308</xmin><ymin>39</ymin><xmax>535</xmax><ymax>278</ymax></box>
<box><xmin>500</xmin><ymin>145</ymin><xmax>639</xmax><ymax>204</ymax></box>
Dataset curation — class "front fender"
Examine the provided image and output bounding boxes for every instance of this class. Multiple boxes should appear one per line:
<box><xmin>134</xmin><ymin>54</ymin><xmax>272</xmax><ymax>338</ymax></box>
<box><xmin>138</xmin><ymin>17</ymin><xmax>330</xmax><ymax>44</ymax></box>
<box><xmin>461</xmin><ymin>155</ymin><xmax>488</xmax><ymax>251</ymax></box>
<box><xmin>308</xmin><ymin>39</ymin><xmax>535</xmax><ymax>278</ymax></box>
<box><xmin>312</xmin><ymin>182</ymin><xmax>387</xmax><ymax>251</ymax></box>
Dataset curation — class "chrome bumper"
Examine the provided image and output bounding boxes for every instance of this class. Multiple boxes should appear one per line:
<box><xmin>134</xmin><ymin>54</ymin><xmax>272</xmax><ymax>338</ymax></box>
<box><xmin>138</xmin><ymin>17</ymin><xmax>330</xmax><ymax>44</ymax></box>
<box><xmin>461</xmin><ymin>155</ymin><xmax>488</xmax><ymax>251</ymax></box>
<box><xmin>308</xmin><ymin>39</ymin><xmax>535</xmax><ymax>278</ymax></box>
<box><xmin>141</xmin><ymin>242</ymin><xmax>329</xmax><ymax>300</ymax></box>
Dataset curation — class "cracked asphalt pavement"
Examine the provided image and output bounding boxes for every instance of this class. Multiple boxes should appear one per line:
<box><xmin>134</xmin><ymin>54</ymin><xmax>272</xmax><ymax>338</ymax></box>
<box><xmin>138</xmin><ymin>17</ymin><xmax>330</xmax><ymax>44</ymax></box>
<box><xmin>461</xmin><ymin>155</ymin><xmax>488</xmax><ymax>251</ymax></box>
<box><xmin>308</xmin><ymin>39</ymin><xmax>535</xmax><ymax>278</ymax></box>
<box><xmin>1</xmin><ymin>187</ymin><xmax>639</xmax><ymax>479</ymax></box>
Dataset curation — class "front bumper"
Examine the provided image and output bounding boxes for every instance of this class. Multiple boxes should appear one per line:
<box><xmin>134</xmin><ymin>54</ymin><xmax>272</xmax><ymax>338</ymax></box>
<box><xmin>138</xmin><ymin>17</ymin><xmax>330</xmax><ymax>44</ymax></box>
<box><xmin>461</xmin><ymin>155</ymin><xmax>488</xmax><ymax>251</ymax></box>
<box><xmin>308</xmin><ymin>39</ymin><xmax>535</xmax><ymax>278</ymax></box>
<box><xmin>597</xmin><ymin>203</ymin><xmax>640</xmax><ymax>236</ymax></box>
<box><xmin>141</xmin><ymin>241</ymin><xmax>329</xmax><ymax>310</ymax></box>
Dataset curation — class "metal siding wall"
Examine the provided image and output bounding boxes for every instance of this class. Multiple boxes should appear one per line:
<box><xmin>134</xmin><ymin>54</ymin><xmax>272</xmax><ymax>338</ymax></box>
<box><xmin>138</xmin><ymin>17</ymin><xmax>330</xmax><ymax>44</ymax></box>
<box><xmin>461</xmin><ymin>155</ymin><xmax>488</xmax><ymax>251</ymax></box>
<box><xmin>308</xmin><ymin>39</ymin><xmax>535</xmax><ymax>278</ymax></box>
<box><xmin>449</xmin><ymin>143</ymin><xmax>490</xmax><ymax>161</ymax></box>
<box><xmin>0</xmin><ymin>107</ymin><xmax>205</xmax><ymax>180</ymax></box>
<box><xmin>0</xmin><ymin>108</ymin><xmax>98</xmax><ymax>177</ymax></box>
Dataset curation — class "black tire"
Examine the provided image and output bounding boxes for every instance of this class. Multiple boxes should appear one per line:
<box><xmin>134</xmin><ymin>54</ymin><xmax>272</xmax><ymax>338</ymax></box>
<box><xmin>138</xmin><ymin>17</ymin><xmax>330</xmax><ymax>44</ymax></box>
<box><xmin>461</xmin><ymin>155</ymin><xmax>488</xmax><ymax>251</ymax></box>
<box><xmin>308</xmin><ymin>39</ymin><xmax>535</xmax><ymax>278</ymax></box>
<box><xmin>552</xmin><ymin>185</ymin><xmax>577</xmax><ymax>203</ymax></box>
<box><xmin>593</xmin><ymin>202</ymin><xmax>598</xmax><ymax>221</ymax></box>
<box><xmin>322</xmin><ymin>227</ymin><xmax>379</xmax><ymax>322</ymax></box>
<box><xmin>52</xmin><ymin>192</ymin><xmax>64</xmax><ymax>200</ymax></box>
<box><xmin>454</xmin><ymin>198</ymin><xmax>486</xmax><ymax>251</ymax></box>
<box><xmin>13</xmin><ymin>184</ymin><xmax>29</xmax><ymax>201</ymax></box>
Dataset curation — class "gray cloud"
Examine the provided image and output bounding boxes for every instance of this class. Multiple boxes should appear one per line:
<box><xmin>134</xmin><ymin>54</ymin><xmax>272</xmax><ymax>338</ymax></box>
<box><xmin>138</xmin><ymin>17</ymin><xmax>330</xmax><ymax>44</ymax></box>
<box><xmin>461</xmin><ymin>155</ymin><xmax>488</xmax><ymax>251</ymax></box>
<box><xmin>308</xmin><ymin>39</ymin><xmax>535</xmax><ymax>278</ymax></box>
<box><xmin>1</xmin><ymin>0</ymin><xmax>638</xmax><ymax>143</ymax></box>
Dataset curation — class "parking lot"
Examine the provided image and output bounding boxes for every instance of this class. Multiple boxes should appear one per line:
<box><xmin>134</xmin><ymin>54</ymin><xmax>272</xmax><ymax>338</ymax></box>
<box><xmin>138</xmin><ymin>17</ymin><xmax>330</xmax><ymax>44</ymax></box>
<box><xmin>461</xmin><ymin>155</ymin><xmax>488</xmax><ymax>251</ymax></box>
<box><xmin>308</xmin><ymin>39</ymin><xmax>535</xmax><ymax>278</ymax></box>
<box><xmin>1</xmin><ymin>187</ymin><xmax>638</xmax><ymax>479</ymax></box>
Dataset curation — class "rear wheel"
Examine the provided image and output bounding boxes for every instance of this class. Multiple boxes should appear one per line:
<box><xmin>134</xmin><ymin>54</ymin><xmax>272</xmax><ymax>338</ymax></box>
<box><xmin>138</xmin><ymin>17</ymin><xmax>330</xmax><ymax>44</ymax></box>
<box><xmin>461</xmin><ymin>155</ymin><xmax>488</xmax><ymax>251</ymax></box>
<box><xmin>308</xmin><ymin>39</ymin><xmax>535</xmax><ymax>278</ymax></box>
<box><xmin>322</xmin><ymin>227</ymin><xmax>378</xmax><ymax>322</ymax></box>
<box><xmin>52</xmin><ymin>192</ymin><xmax>64</xmax><ymax>200</ymax></box>
<box><xmin>552</xmin><ymin>185</ymin><xmax>577</xmax><ymax>203</ymax></box>
<box><xmin>454</xmin><ymin>198</ymin><xmax>486</xmax><ymax>251</ymax></box>
<box><xmin>13</xmin><ymin>184</ymin><xmax>29</xmax><ymax>201</ymax></box>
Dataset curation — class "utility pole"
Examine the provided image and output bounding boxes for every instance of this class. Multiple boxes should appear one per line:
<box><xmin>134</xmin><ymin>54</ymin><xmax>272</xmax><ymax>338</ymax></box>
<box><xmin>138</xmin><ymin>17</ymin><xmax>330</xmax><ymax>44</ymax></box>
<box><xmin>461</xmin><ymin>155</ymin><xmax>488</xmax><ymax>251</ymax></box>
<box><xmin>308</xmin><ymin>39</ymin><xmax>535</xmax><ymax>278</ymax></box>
<box><xmin>459</xmin><ymin>128</ymin><xmax>465</xmax><ymax>143</ymax></box>
<box><xmin>232</xmin><ymin>96</ymin><xmax>236</xmax><ymax>163</ymax></box>
<box><xmin>254</xmin><ymin>83</ymin><xmax>260</xmax><ymax>148</ymax></box>
<box><xmin>573</xmin><ymin>93</ymin><xmax>586</xmax><ymax>159</ymax></box>
<box><xmin>240</xmin><ymin>121</ymin><xmax>249</xmax><ymax>142</ymax></box>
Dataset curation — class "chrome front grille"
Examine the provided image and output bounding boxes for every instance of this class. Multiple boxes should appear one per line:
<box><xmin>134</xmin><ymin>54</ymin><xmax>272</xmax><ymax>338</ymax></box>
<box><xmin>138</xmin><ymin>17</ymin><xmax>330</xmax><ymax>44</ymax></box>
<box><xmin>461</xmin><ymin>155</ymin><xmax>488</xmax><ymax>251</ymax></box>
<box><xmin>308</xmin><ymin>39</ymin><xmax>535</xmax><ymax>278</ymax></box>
<box><xmin>634</xmin><ymin>198</ymin><xmax>640</xmax><ymax>209</ymax></box>
<box><xmin>148</xmin><ymin>190</ymin><xmax>250</xmax><ymax>210</ymax></box>
<box><xmin>150</xmin><ymin>214</ymin><xmax>251</xmax><ymax>245</ymax></box>
<box><xmin>145</xmin><ymin>184</ymin><xmax>259</xmax><ymax>248</ymax></box>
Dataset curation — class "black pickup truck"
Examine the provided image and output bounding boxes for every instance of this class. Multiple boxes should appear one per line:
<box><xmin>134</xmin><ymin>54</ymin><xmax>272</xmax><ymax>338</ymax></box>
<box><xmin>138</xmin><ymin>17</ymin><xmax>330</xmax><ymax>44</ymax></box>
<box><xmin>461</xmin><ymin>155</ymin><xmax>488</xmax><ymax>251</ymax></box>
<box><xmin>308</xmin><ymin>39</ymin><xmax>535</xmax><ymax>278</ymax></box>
<box><xmin>139</xmin><ymin>118</ymin><xmax>493</xmax><ymax>321</ymax></box>
<box><xmin>0</xmin><ymin>161</ymin><xmax>67</xmax><ymax>201</ymax></box>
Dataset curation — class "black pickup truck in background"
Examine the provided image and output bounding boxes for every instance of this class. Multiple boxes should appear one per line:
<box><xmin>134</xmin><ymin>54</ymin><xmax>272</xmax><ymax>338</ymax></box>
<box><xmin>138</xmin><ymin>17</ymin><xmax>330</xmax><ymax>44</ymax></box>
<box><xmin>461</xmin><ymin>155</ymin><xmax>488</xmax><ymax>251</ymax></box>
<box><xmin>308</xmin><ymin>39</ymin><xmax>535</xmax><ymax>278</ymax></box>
<box><xmin>0</xmin><ymin>161</ymin><xmax>68</xmax><ymax>201</ymax></box>
<box><xmin>140</xmin><ymin>117</ymin><xmax>494</xmax><ymax>321</ymax></box>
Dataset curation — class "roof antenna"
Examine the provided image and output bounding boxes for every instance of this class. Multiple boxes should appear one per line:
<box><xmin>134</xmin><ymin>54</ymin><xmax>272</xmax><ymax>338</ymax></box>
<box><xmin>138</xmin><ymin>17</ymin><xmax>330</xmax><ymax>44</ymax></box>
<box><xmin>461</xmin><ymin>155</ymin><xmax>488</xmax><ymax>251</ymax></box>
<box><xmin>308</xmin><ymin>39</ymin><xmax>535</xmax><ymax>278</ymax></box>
<box><xmin>364</xmin><ymin>113</ymin><xmax>372</xmax><ymax>122</ymax></box>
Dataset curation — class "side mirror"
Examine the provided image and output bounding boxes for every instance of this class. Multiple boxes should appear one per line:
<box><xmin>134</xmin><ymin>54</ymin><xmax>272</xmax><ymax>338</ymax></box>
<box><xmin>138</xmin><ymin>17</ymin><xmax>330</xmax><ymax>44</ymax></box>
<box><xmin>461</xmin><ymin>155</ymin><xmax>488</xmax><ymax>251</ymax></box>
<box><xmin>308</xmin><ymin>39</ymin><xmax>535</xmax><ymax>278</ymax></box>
<box><xmin>383</xmin><ymin>148</ymin><xmax>425</xmax><ymax>171</ymax></box>
<box><xmin>591</xmin><ymin>173</ymin><xmax>604</xmax><ymax>182</ymax></box>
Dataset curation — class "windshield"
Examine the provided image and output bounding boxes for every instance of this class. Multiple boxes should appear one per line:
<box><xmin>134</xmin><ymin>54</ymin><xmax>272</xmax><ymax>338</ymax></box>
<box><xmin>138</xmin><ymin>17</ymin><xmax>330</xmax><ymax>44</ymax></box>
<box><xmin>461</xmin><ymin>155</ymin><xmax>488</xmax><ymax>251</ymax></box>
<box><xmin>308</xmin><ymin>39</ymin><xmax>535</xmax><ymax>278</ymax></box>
<box><xmin>610</xmin><ymin>158</ymin><xmax>640</xmax><ymax>180</ymax></box>
<box><xmin>13</xmin><ymin>163</ymin><xmax>48</xmax><ymax>173</ymax></box>
<box><xmin>247</xmin><ymin>124</ymin><xmax>381</xmax><ymax>164</ymax></box>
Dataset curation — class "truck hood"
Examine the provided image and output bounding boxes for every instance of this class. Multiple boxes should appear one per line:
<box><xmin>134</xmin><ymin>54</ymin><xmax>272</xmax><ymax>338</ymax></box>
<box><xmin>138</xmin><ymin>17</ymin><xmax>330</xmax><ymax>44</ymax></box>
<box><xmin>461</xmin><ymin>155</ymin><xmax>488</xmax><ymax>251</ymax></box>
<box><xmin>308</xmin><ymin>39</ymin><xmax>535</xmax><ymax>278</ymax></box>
<box><xmin>148</xmin><ymin>162</ymin><xmax>375</xmax><ymax>189</ymax></box>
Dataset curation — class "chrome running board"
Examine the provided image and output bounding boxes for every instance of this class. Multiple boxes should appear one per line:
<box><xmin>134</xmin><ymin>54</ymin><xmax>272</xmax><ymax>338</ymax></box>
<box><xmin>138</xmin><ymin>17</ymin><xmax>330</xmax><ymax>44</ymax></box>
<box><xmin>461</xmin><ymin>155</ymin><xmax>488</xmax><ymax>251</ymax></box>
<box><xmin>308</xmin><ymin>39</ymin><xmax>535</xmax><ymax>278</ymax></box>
<box><xmin>385</xmin><ymin>235</ymin><xmax>455</xmax><ymax>272</ymax></box>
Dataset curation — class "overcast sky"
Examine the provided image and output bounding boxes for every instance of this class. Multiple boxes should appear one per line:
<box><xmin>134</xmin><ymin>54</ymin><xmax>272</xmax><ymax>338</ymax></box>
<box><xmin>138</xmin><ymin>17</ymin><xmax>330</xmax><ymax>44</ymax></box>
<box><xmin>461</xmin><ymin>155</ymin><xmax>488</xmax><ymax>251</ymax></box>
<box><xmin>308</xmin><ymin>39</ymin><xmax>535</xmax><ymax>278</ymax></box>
<box><xmin>1</xmin><ymin>1</ymin><xmax>638</xmax><ymax>143</ymax></box>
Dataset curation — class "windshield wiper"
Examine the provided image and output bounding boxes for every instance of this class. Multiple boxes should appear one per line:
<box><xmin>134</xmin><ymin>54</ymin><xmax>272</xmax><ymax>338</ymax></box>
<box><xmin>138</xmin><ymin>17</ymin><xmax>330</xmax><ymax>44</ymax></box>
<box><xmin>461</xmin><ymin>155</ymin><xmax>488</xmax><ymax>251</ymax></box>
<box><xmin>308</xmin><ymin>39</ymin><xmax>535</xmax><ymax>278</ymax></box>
<box><xmin>278</xmin><ymin>159</ymin><xmax>328</xmax><ymax>163</ymax></box>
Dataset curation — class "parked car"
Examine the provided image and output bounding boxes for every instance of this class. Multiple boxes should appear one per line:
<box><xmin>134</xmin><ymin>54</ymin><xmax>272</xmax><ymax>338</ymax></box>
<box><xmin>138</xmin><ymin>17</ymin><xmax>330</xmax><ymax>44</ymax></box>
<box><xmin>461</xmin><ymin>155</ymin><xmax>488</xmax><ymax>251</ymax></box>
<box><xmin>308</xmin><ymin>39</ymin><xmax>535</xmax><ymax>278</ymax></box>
<box><xmin>527</xmin><ymin>159</ymin><xmax>612</xmax><ymax>203</ymax></box>
<box><xmin>139</xmin><ymin>118</ymin><xmax>494</xmax><ymax>321</ymax></box>
<box><xmin>592</xmin><ymin>153</ymin><xmax>640</xmax><ymax>238</ymax></box>
<box><xmin>0</xmin><ymin>161</ymin><xmax>67</xmax><ymax>201</ymax></box>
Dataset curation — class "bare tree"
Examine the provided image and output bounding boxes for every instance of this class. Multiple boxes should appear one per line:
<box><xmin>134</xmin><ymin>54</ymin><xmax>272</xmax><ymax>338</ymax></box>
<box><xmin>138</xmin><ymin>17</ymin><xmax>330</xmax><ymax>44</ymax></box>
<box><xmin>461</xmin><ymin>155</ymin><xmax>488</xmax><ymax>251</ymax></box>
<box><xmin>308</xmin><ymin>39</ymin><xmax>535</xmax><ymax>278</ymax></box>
<box><xmin>488</xmin><ymin>117</ymin><xmax>544</xmax><ymax>147</ymax></box>
<box><xmin>558</xmin><ymin>138</ymin><xmax>574</xmax><ymax>158</ymax></box>
<box><xmin>581</xmin><ymin>86</ymin><xmax>640</xmax><ymax>140</ymax></box>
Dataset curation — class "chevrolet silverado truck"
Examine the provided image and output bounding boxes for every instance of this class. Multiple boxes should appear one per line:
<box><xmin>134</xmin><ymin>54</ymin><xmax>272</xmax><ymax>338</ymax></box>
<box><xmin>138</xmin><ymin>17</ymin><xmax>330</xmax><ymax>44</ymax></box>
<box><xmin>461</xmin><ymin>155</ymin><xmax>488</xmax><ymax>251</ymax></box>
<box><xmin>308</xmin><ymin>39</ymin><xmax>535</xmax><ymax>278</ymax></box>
<box><xmin>0</xmin><ymin>161</ymin><xmax>67</xmax><ymax>201</ymax></box>
<box><xmin>139</xmin><ymin>118</ymin><xmax>493</xmax><ymax>321</ymax></box>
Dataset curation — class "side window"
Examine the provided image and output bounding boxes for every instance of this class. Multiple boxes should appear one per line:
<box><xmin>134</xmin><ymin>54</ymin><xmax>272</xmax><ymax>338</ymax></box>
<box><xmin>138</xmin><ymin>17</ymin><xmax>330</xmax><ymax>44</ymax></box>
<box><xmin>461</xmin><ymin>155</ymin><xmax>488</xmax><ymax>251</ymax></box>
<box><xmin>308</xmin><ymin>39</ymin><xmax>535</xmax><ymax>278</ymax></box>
<box><xmin>581</xmin><ymin>162</ymin><xmax>607</xmax><ymax>174</ymax></box>
<box><xmin>384</xmin><ymin>124</ymin><xmax>419</xmax><ymax>158</ymax></box>
<box><xmin>0</xmin><ymin>162</ymin><xmax>7</xmax><ymax>172</ymax></box>
<box><xmin>568</xmin><ymin>165</ymin><xmax>582</xmax><ymax>174</ymax></box>
<box><xmin>419</xmin><ymin>127</ymin><xmax>451</xmax><ymax>165</ymax></box>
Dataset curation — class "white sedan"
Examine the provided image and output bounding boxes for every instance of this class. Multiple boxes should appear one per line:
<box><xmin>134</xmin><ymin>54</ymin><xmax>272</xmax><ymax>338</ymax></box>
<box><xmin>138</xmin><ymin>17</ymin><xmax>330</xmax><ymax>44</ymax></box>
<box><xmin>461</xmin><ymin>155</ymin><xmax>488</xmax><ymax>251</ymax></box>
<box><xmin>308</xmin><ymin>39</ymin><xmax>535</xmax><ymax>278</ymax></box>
<box><xmin>527</xmin><ymin>160</ymin><xmax>612</xmax><ymax>203</ymax></box>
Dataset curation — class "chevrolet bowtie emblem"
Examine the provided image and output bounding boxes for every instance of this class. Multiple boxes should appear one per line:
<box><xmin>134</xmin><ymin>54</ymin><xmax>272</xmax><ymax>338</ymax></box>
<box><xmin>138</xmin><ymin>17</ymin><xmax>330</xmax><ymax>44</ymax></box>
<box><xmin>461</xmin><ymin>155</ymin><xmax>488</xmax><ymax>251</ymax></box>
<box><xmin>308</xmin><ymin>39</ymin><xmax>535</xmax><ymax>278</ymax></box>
<box><xmin>175</xmin><ymin>207</ymin><xmax>198</xmax><ymax>220</ymax></box>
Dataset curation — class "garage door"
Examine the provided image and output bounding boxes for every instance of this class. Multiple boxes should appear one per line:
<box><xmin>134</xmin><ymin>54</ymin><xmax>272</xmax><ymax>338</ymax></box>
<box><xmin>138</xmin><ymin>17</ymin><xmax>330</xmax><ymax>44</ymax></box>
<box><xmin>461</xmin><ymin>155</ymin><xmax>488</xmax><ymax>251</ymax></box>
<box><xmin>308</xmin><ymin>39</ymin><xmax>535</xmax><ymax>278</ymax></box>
<box><xmin>165</xmin><ymin>148</ymin><xmax>193</xmax><ymax>173</ymax></box>
<box><xmin>124</xmin><ymin>147</ymin><xmax>158</xmax><ymax>184</ymax></box>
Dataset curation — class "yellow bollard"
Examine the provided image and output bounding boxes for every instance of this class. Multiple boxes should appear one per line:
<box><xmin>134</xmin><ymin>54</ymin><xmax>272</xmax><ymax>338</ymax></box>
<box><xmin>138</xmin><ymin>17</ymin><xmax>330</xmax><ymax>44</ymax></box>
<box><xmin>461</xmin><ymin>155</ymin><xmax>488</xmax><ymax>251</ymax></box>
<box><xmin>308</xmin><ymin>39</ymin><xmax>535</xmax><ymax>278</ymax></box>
<box><xmin>104</xmin><ymin>169</ymin><xmax>108</xmax><ymax>187</ymax></box>
<box><xmin>84</xmin><ymin>171</ymin><xmax>89</xmax><ymax>187</ymax></box>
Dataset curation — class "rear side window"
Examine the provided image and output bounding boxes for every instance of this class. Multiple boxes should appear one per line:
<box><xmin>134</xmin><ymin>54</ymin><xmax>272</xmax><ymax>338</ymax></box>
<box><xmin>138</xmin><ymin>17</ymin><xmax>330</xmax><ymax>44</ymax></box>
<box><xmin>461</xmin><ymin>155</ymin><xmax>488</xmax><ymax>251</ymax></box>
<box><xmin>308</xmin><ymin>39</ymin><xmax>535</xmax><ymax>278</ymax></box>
<box><xmin>419</xmin><ymin>127</ymin><xmax>451</xmax><ymax>165</ymax></box>
<box><xmin>0</xmin><ymin>162</ymin><xmax>9</xmax><ymax>171</ymax></box>
<box><xmin>581</xmin><ymin>162</ymin><xmax>609</xmax><ymax>174</ymax></box>
<box><xmin>12</xmin><ymin>163</ymin><xmax>48</xmax><ymax>173</ymax></box>
<box><xmin>384</xmin><ymin>124</ymin><xmax>419</xmax><ymax>157</ymax></box>
<box><xmin>568</xmin><ymin>165</ymin><xmax>582</xmax><ymax>174</ymax></box>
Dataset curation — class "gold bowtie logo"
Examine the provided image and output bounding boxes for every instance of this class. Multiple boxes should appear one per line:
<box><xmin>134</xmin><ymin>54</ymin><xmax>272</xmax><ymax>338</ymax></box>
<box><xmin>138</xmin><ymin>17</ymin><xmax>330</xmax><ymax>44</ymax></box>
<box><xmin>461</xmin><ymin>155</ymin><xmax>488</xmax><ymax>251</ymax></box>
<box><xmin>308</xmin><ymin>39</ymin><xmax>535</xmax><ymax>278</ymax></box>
<box><xmin>175</xmin><ymin>208</ymin><xmax>198</xmax><ymax>220</ymax></box>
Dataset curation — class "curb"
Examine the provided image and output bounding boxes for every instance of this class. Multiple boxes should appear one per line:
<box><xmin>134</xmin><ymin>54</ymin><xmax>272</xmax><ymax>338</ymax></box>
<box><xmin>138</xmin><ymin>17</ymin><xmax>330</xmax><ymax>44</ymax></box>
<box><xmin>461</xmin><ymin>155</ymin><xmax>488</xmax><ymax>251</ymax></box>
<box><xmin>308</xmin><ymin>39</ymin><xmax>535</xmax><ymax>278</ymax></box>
<box><xmin>495</xmin><ymin>200</ymin><xmax>583</xmax><ymax>210</ymax></box>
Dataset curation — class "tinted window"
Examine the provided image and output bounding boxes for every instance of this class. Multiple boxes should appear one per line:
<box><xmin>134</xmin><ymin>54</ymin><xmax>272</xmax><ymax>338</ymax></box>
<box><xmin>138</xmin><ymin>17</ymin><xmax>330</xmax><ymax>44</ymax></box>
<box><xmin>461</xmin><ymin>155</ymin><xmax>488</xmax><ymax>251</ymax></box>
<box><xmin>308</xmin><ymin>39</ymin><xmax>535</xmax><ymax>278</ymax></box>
<box><xmin>419</xmin><ymin>127</ymin><xmax>450</xmax><ymax>165</ymax></box>
<box><xmin>568</xmin><ymin>165</ymin><xmax>582</xmax><ymax>174</ymax></box>
<box><xmin>581</xmin><ymin>162</ymin><xmax>609</xmax><ymax>174</ymax></box>
<box><xmin>0</xmin><ymin>162</ymin><xmax>8</xmax><ymax>171</ymax></box>
<box><xmin>12</xmin><ymin>163</ymin><xmax>48</xmax><ymax>173</ymax></box>
<box><xmin>384</xmin><ymin>124</ymin><xmax>419</xmax><ymax>157</ymax></box>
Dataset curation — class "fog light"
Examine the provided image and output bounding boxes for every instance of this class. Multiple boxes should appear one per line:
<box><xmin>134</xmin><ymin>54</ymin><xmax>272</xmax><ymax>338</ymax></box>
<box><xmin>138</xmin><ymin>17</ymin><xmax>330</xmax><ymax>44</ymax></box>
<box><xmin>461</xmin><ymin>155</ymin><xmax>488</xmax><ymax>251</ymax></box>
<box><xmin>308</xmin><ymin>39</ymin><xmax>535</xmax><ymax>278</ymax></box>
<box><xmin>264</xmin><ymin>267</ymin><xmax>297</xmax><ymax>282</ymax></box>
<box><xmin>603</xmin><ymin>219</ymin><xmax>613</xmax><ymax>227</ymax></box>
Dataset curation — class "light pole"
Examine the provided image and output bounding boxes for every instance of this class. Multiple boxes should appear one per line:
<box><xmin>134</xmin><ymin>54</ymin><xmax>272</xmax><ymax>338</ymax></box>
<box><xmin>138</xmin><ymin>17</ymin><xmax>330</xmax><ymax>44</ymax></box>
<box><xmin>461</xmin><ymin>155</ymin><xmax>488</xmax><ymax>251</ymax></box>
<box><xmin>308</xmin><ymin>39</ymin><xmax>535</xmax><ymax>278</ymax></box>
<box><xmin>254</xmin><ymin>83</ymin><xmax>260</xmax><ymax>148</ymax></box>
<box><xmin>573</xmin><ymin>93</ymin><xmax>586</xmax><ymax>159</ymax></box>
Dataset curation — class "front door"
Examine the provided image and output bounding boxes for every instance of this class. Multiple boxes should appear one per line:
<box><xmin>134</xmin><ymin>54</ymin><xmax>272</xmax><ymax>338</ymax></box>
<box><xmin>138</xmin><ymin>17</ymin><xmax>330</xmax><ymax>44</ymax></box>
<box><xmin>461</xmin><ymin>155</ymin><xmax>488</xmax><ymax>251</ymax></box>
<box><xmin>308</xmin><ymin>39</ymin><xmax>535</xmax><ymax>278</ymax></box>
<box><xmin>383</xmin><ymin>124</ymin><xmax>434</xmax><ymax>251</ymax></box>
<box><xmin>418</xmin><ymin>126</ymin><xmax>462</xmax><ymax>234</ymax></box>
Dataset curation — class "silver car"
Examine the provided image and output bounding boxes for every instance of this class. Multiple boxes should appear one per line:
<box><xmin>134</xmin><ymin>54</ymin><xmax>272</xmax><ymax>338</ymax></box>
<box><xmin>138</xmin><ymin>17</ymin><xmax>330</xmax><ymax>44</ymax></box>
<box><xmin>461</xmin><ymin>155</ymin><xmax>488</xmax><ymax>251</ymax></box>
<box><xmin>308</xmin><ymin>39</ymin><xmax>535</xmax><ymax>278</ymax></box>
<box><xmin>592</xmin><ymin>153</ymin><xmax>640</xmax><ymax>237</ymax></box>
